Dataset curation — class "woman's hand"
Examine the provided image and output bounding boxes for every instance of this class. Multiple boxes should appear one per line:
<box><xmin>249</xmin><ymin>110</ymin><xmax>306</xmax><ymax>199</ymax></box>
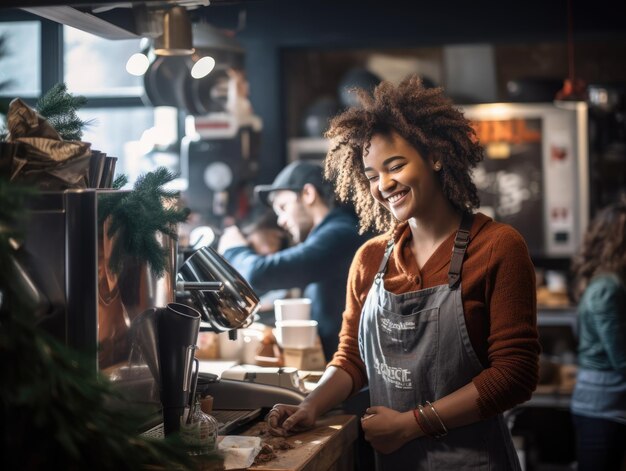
<box><xmin>360</xmin><ymin>406</ymin><xmax>421</xmax><ymax>454</ymax></box>
<box><xmin>266</xmin><ymin>403</ymin><xmax>317</xmax><ymax>437</ymax></box>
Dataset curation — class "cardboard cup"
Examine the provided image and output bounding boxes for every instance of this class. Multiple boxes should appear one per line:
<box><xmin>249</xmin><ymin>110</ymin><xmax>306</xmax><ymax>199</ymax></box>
<box><xmin>274</xmin><ymin>320</ymin><xmax>318</xmax><ymax>349</ymax></box>
<box><xmin>274</xmin><ymin>298</ymin><xmax>312</xmax><ymax>322</ymax></box>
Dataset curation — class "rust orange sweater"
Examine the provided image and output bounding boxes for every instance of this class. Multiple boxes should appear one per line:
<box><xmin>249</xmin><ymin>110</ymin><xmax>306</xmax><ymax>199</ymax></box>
<box><xmin>328</xmin><ymin>213</ymin><xmax>540</xmax><ymax>418</ymax></box>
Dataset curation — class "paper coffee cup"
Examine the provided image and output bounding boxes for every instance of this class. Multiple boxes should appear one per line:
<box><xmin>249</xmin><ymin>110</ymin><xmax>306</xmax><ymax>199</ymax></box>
<box><xmin>274</xmin><ymin>298</ymin><xmax>312</xmax><ymax>322</ymax></box>
<box><xmin>240</xmin><ymin>328</ymin><xmax>264</xmax><ymax>364</ymax></box>
<box><xmin>274</xmin><ymin>320</ymin><xmax>318</xmax><ymax>349</ymax></box>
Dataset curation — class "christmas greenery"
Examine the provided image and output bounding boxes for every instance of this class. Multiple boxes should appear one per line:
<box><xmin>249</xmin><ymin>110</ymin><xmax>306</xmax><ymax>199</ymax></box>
<box><xmin>0</xmin><ymin>303</ymin><xmax>203</xmax><ymax>470</ymax></box>
<box><xmin>98</xmin><ymin>167</ymin><xmax>190</xmax><ymax>277</ymax></box>
<box><xmin>0</xmin><ymin>82</ymin><xmax>89</xmax><ymax>142</ymax></box>
<box><xmin>0</xmin><ymin>176</ymin><xmax>218</xmax><ymax>470</ymax></box>
<box><xmin>35</xmin><ymin>82</ymin><xmax>89</xmax><ymax>141</ymax></box>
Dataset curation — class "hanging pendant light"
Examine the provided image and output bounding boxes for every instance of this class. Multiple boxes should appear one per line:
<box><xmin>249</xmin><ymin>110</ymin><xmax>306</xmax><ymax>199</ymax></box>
<box><xmin>555</xmin><ymin>0</ymin><xmax>587</xmax><ymax>102</ymax></box>
<box><xmin>154</xmin><ymin>6</ymin><xmax>194</xmax><ymax>56</ymax></box>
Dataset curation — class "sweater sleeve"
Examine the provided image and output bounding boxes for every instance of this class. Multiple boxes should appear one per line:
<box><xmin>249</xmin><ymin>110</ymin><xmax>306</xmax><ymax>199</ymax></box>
<box><xmin>327</xmin><ymin>242</ymin><xmax>376</xmax><ymax>395</ymax></box>
<box><xmin>472</xmin><ymin>228</ymin><xmax>541</xmax><ymax>418</ymax></box>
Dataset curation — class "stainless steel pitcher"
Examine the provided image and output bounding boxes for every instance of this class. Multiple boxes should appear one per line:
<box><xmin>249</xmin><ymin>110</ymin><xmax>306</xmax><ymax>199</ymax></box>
<box><xmin>176</xmin><ymin>246</ymin><xmax>260</xmax><ymax>332</ymax></box>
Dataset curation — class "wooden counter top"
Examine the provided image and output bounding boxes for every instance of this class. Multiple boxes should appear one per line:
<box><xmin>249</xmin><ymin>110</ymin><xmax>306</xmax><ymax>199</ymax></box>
<box><xmin>238</xmin><ymin>414</ymin><xmax>358</xmax><ymax>471</ymax></box>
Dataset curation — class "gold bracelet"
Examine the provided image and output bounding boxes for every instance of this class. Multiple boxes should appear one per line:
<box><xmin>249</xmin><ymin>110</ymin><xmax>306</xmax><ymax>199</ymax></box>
<box><xmin>425</xmin><ymin>401</ymin><xmax>448</xmax><ymax>437</ymax></box>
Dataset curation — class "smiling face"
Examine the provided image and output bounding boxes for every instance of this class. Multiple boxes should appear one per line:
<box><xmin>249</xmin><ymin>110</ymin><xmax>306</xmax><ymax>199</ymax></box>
<box><xmin>363</xmin><ymin>132</ymin><xmax>443</xmax><ymax>222</ymax></box>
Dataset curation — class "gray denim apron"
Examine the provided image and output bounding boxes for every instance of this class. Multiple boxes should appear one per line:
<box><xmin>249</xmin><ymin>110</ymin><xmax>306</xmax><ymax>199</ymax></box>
<box><xmin>358</xmin><ymin>213</ymin><xmax>521</xmax><ymax>470</ymax></box>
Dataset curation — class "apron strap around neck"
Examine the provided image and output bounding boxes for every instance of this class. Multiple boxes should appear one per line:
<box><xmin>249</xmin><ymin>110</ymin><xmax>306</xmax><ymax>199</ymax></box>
<box><xmin>448</xmin><ymin>212</ymin><xmax>474</xmax><ymax>289</ymax></box>
<box><xmin>375</xmin><ymin>238</ymin><xmax>395</xmax><ymax>280</ymax></box>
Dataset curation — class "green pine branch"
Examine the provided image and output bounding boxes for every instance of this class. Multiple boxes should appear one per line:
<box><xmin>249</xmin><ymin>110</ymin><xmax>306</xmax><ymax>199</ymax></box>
<box><xmin>99</xmin><ymin>167</ymin><xmax>190</xmax><ymax>278</ymax></box>
<box><xmin>35</xmin><ymin>83</ymin><xmax>90</xmax><ymax>141</ymax></box>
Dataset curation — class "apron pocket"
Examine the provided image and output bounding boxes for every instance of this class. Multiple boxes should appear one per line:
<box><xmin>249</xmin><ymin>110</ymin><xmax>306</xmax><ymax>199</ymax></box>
<box><xmin>377</xmin><ymin>307</ymin><xmax>439</xmax><ymax>356</ymax></box>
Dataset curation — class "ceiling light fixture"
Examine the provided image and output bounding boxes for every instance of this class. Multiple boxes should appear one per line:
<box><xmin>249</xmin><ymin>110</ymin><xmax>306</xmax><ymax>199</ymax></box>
<box><xmin>555</xmin><ymin>0</ymin><xmax>587</xmax><ymax>103</ymax></box>
<box><xmin>126</xmin><ymin>52</ymin><xmax>151</xmax><ymax>76</ymax></box>
<box><xmin>191</xmin><ymin>55</ymin><xmax>216</xmax><ymax>79</ymax></box>
<box><xmin>154</xmin><ymin>6</ymin><xmax>194</xmax><ymax>56</ymax></box>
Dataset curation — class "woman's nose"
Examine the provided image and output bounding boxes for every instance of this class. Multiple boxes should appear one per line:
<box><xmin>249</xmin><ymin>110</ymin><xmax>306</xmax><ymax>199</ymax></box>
<box><xmin>378</xmin><ymin>173</ymin><xmax>395</xmax><ymax>192</ymax></box>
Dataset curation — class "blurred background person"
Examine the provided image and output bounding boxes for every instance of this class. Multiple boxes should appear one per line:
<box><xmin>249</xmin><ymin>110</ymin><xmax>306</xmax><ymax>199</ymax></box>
<box><xmin>240</xmin><ymin>208</ymin><xmax>294</xmax><ymax>317</ymax></box>
<box><xmin>241</xmin><ymin>208</ymin><xmax>292</xmax><ymax>256</ymax></box>
<box><xmin>217</xmin><ymin>160</ymin><xmax>369</xmax><ymax>361</ymax></box>
<box><xmin>570</xmin><ymin>196</ymin><xmax>626</xmax><ymax>471</ymax></box>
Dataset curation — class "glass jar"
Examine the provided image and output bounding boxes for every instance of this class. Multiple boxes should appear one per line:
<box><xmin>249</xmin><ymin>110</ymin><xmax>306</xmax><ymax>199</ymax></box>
<box><xmin>180</xmin><ymin>395</ymin><xmax>219</xmax><ymax>455</ymax></box>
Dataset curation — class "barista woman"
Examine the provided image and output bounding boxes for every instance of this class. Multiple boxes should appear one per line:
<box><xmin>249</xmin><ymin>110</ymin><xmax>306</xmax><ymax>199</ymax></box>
<box><xmin>266</xmin><ymin>75</ymin><xmax>540</xmax><ymax>470</ymax></box>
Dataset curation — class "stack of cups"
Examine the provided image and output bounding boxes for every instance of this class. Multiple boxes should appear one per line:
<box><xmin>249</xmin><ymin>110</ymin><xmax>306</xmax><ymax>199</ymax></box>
<box><xmin>273</xmin><ymin>298</ymin><xmax>318</xmax><ymax>349</ymax></box>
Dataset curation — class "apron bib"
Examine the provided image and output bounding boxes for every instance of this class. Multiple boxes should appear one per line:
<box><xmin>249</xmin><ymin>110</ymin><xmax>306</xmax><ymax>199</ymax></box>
<box><xmin>358</xmin><ymin>213</ymin><xmax>521</xmax><ymax>470</ymax></box>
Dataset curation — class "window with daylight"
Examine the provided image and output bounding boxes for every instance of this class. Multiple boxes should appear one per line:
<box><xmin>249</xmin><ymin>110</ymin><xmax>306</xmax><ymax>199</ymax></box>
<box><xmin>63</xmin><ymin>25</ymin><xmax>144</xmax><ymax>97</ymax></box>
<box><xmin>0</xmin><ymin>21</ymin><xmax>41</xmax><ymax>97</ymax></box>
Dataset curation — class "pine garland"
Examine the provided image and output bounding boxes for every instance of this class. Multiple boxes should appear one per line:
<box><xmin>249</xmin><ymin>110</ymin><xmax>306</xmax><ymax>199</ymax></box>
<box><xmin>35</xmin><ymin>83</ymin><xmax>89</xmax><ymax>141</ymax></box>
<box><xmin>0</xmin><ymin>82</ymin><xmax>90</xmax><ymax>142</ymax></box>
<box><xmin>99</xmin><ymin>167</ymin><xmax>190</xmax><ymax>277</ymax></box>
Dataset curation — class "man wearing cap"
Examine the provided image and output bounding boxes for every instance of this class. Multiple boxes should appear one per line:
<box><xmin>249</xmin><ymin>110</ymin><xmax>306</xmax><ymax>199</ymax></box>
<box><xmin>218</xmin><ymin>160</ymin><xmax>368</xmax><ymax>361</ymax></box>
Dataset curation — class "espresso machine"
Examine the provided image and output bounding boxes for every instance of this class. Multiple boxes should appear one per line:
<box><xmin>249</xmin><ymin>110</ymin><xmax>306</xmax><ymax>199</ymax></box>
<box><xmin>21</xmin><ymin>189</ymin><xmax>187</xmax><ymax>430</ymax></box>
<box><xmin>21</xmin><ymin>189</ymin><xmax>303</xmax><ymax>436</ymax></box>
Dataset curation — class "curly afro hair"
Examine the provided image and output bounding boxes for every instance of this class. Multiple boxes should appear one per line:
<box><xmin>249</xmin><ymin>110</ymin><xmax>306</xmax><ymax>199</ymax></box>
<box><xmin>571</xmin><ymin>195</ymin><xmax>626</xmax><ymax>300</ymax></box>
<box><xmin>324</xmin><ymin>74</ymin><xmax>484</xmax><ymax>234</ymax></box>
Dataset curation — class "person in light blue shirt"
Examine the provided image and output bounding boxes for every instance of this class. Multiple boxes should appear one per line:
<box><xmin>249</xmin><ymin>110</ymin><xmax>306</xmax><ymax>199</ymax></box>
<box><xmin>570</xmin><ymin>197</ymin><xmax>626</xmax><ymax>471</ymax></box>
<box><xmin>218</xmin><ymin>160</ymin><xmax>368</xmax><ymax>361</ymax></box>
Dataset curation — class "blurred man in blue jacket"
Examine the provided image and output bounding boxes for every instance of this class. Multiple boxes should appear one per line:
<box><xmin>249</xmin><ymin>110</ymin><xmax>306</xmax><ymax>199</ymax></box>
<box><xmin>218</xmin><ymin>160</ymin><xmax>368</xmax><ymax>361</ymax></box>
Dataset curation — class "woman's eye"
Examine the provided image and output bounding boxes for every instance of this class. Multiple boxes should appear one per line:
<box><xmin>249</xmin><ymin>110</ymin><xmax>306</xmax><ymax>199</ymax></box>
<box><xmin>365</xmin><ymin>175</ymin><xmax>378</xmax><ymax>182</ymax></box>
<box><xmin>390</xmin><ymin>164</ymin><xmax>404</xmax><ymax>172</ymax></box>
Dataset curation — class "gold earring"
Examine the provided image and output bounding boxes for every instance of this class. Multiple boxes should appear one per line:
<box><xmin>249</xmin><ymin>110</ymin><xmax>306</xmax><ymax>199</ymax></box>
<box><xmin>434</xmin><ymin>162</ymin><xmax>442</xmax><ymax>171</ymax></box>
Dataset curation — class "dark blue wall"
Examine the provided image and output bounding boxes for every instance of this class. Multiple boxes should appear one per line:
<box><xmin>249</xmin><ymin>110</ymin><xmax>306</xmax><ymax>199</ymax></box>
<box><xmin>198</xmin><ymin>0</ymin><xmax>625</xmax><ymax>184</ymax></box>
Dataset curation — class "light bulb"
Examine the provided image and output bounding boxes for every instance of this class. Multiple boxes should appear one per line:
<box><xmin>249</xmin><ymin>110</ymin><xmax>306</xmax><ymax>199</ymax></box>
<box><xmin>191</xmin><ymin>56</ymin><xmax>216</xmax><ymax>79</ymax></box>
<box><xmin>126</xmin><ymin>53</ymin><xmax>150</xmax><ymax>76</ymax></box>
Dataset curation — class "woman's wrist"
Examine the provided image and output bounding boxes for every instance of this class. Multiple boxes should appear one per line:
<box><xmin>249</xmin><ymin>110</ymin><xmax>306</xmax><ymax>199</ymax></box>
<box><xmin>299</xmin><ymin>398</ymin><xmax>319</xmax><ymax>419</ymax></box>
<box><xmin>403</xmin><ymin>410</ymin><xmax>424</xmax><ymax>440</ymax></box>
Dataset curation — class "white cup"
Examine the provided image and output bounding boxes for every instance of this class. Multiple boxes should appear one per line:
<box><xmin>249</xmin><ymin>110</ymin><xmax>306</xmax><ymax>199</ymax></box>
<box><xmin>217</xmin><ymin>331</ymin><xmax>244</xmax><ymax>360</ymax></box>
<box><xmin>240</xmin><ymin>328</ymin><xmax>264</xmax><ymax>364</ymax></box>
<box><xmin>274</xmin><ymin>320</ymin><xmax>318</xmax><ymax>349</ymax></box>
<box><xmin>274</xmin><ymin>298</ymin><xmax>312</xmax><ymax>322</ymax></box>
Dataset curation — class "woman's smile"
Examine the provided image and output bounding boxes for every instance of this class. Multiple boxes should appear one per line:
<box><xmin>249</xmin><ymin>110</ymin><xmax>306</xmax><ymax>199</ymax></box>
<box><xmin>386</xmin><ymin>190</ymin><xmax>409</xmax><ymax>206</ymax></box>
